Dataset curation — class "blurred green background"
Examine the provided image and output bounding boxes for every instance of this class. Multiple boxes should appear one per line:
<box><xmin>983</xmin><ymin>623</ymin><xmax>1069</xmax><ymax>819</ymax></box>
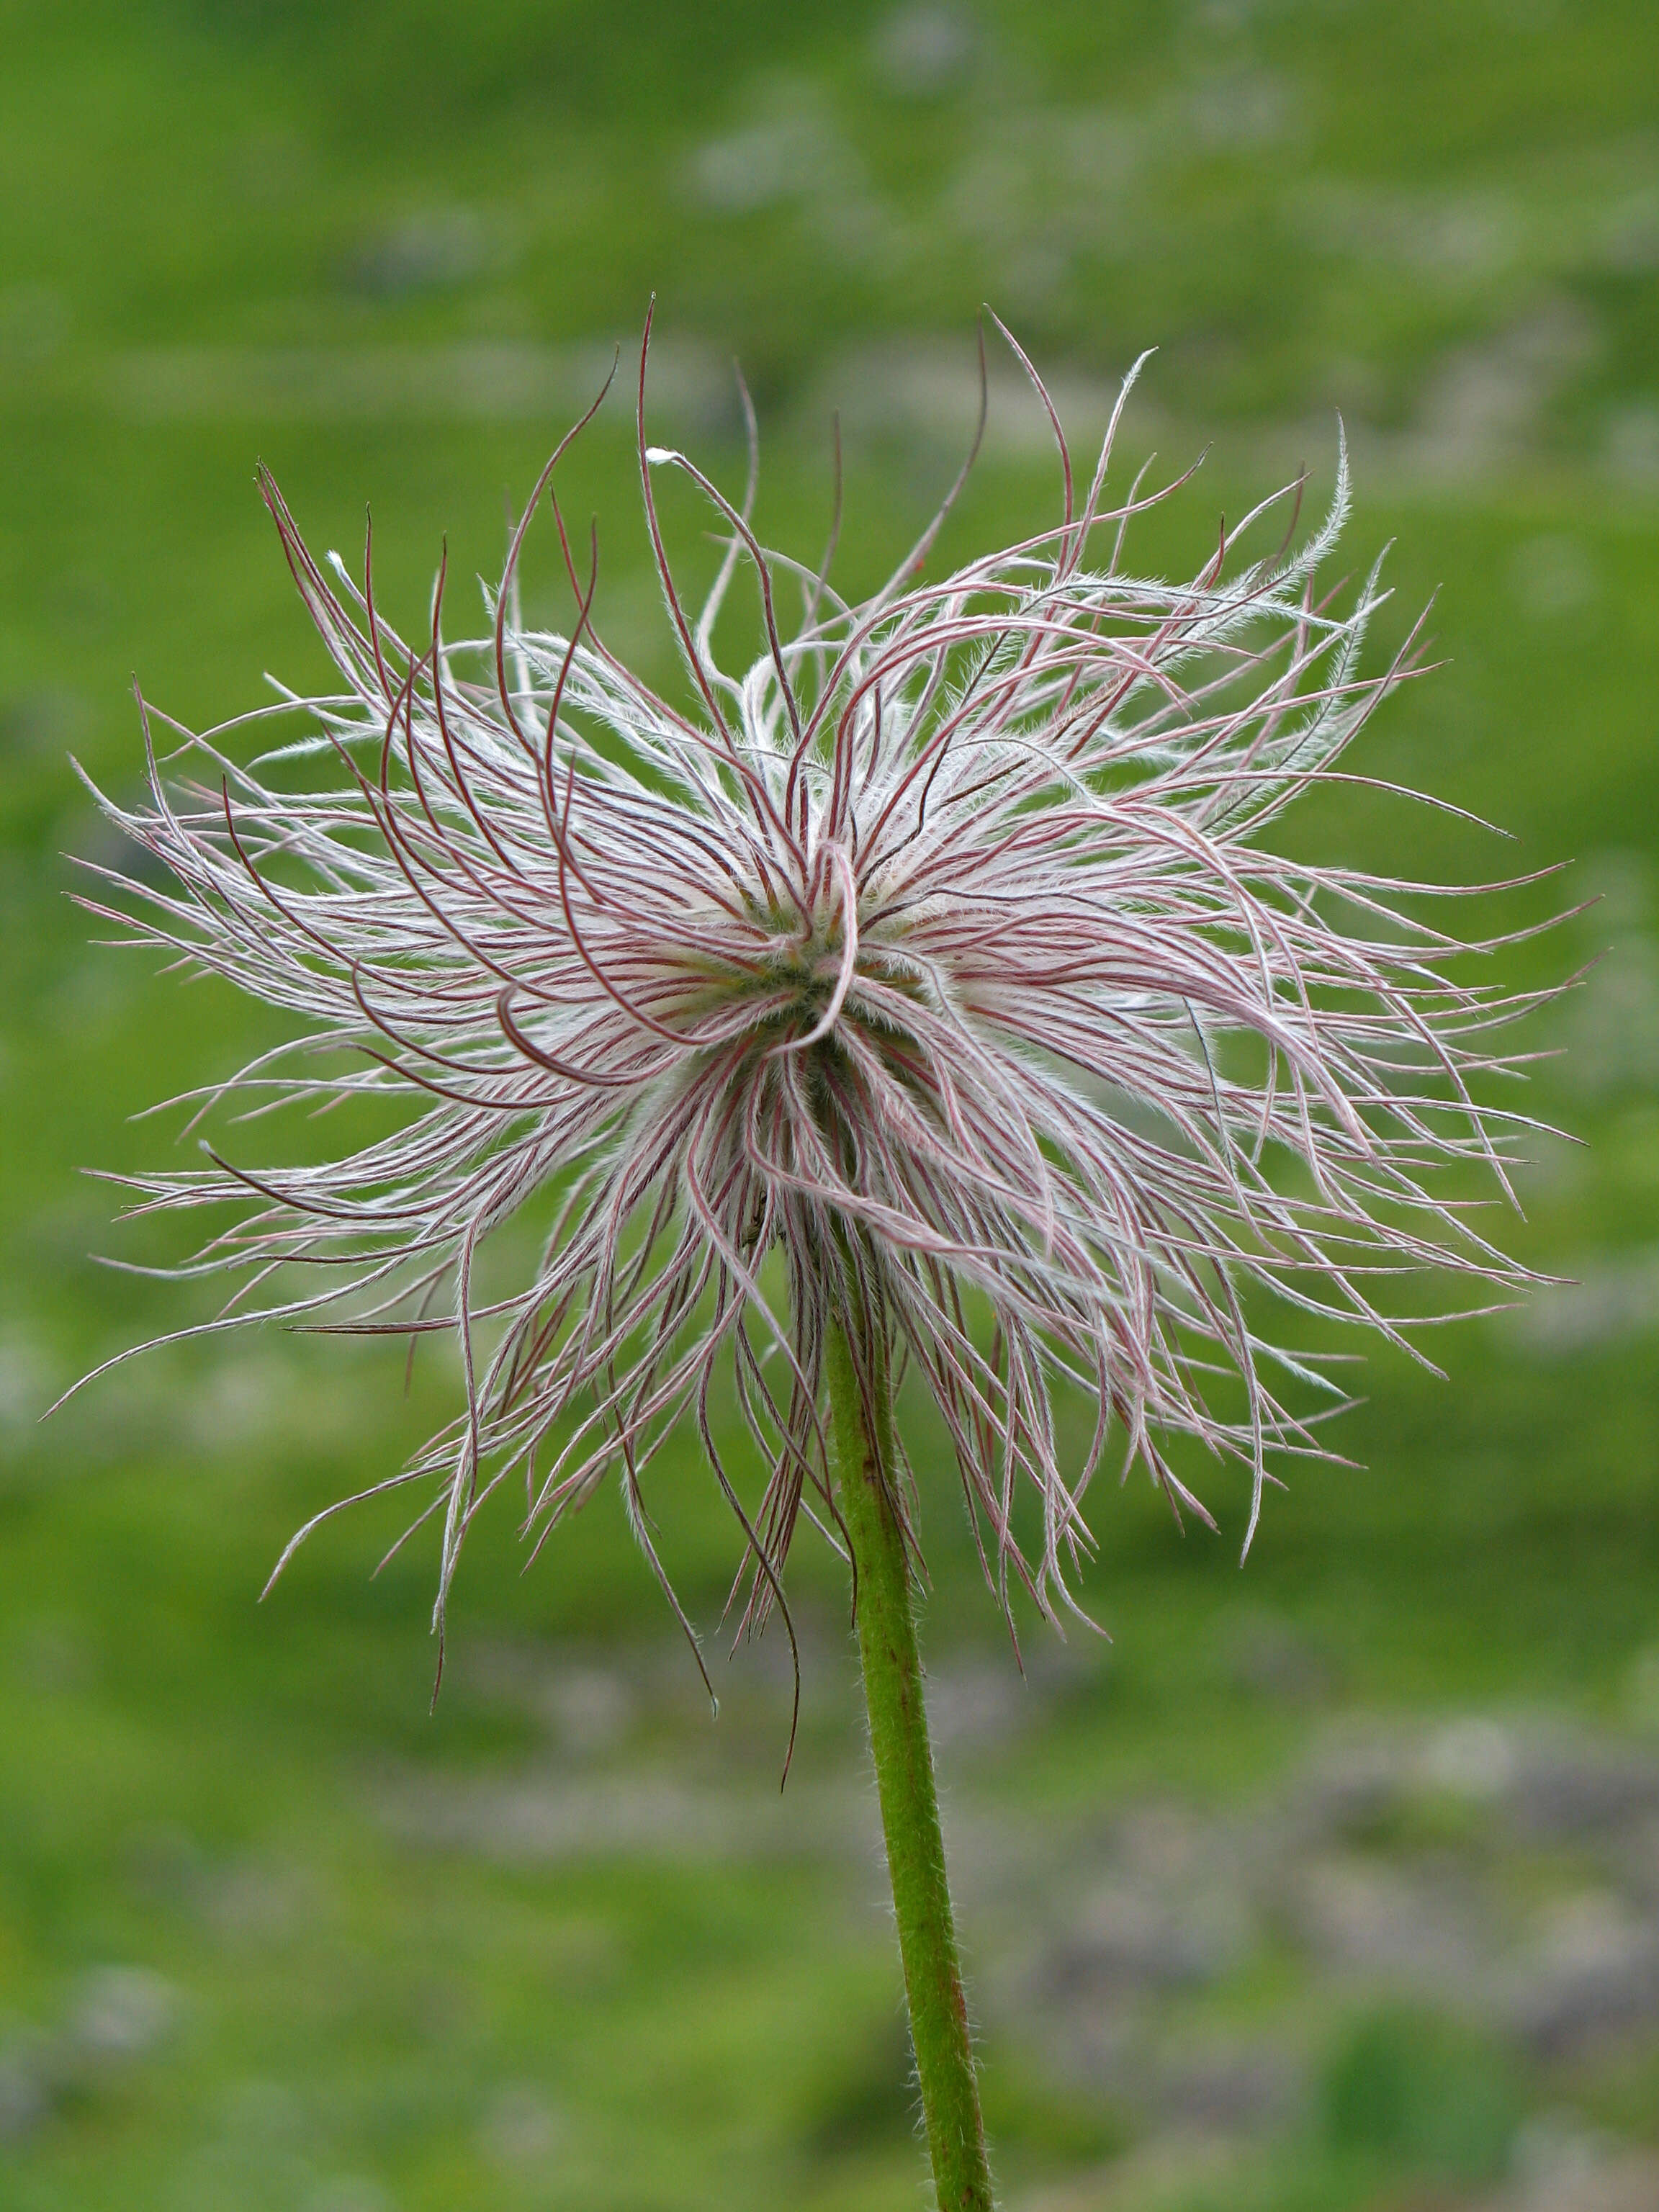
<box><xmin>1</xmin><ymin>3</ymin><xmax>1657</xmax><ymax>2208</ymax></box>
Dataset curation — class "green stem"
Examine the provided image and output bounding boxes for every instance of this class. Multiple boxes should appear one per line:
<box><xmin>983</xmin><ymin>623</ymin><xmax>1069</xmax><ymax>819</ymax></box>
<box><xmin>824</xmin><ymin>1311</ymin><xmax>994</xmax><ymax>2212</ymax></box>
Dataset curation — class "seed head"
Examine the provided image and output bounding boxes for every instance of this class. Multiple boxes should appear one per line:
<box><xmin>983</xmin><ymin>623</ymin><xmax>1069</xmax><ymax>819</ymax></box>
<box><xmin>75</xmin><ymin>320</ymin><xmax>1554</xmax><ymax>1676</ymax></box>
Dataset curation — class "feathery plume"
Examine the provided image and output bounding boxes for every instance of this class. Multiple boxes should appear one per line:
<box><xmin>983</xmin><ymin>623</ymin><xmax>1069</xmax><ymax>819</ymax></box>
<box><xmin>73</xmin><ymin>319</ymin><xmax>1555</xmax><ymax>1674</ymax></box>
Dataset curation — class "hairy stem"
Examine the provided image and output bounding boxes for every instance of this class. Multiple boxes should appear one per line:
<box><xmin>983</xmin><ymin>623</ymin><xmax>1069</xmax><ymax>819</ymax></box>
<box><xmin>824</xmin><ymin>1310</ymin><xmax>994</xmax><ymax>2212</ymax></box>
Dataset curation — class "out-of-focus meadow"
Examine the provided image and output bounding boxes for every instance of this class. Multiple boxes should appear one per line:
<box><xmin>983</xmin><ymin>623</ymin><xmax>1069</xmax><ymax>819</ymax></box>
<box><xmin>1</xmin><ymin>3</ymin><xmax>1656</xmax><ymax>2207</ymax></box>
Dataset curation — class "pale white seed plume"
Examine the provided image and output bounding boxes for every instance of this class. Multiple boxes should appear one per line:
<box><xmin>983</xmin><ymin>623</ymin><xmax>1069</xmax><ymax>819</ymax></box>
<box><xmin>71</xmin><ymin>320</ymin><xmax>1557</xmax><ymax>1695</ymax></box>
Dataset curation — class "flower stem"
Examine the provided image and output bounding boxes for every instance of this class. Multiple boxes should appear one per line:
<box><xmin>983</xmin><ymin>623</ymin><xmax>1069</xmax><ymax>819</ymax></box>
<box><xmin>824</xmin><ymin>1312</ymin><xmax>994</xmax><ymax>2212</ymax></box>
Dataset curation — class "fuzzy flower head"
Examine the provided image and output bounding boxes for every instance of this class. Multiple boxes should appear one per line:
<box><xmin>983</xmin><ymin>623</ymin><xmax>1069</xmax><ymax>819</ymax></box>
<box><xmin>78</xmin><ymin>322</ymin><xmax>1551</xmax><ymax>1671</ymax></box>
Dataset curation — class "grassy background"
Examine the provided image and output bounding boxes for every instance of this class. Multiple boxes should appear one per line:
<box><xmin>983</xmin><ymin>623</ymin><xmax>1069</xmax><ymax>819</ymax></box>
<box><xmin>1</xmin><ymin>3</ymin><xmax>1656</xmax><ymax>2207</ymax></box>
